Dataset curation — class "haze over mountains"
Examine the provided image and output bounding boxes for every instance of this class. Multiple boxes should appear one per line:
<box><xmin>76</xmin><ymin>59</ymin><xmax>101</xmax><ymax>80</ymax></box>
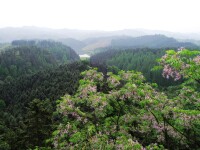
<box><xmin>1</xmin><ymin>26</ymin><xmax>200</xmax><ymax>41</ymax></box>
<box><xmin>0</xmin><ymin>26</ymin><xmax>200</xmax><ymax>54</ymax></box>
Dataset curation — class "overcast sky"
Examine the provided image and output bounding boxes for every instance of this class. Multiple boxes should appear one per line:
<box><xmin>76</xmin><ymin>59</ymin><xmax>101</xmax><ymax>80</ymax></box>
<box><xmin>0</xmin><ymin>0</ymin><xmax>199</xmax><ymax>33</ymax></box>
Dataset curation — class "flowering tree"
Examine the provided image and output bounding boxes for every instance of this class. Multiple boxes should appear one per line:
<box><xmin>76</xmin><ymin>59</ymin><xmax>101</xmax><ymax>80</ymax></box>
<box><xmin>156</xmin><ymin>49</ymin><xmax>200</xmax><ymax>149</ymax></box>
<box><xmin>52</xmin><ymin>66</ymin><xmax>200</xmax><ymax>149</ymax></box>
<box><xmin>158</xmin><ymin>49</ymin><xmax>200</xmax><ymax>84</ymax></box>
<box><xmin>51</xmin><ymin>49</ymin><xmax>200</xmax><ymax>149</ymax></box>
<box><xmin>52</xmin><ymin>69</ymin><xmax>169</xmax><ymax>149</ymax></box>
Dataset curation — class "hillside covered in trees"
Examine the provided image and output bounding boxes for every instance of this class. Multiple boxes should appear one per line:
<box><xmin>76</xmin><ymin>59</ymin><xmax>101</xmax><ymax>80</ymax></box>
<box><xmin>0</xmin><ymin>40</ymin><xmax>79</xmax><ymax>81</ymax></box>
<box><xmin>0</xmin><ymin>40</ymin><xmax>86</xmax><ymax>149</ymax></box>
<box><xmin>2</xmin><ymin>29</ymin><xmax>197</xmax><ymax>54</ymax></box>
<box><xmin>0</xmin><ymin>36</ymin><xmax>199</xmax><ymax>150</ymax></box>
<box><xmin>70</xmin><ymin>34</ymin><xmax>199</xmax><ymax>53</ymax></box>
<box><xmin>90</xmin><ymin>48</ymin><xmax>184</xmax><ymax>86</ymax></box>
<box><xmin>0</xmin><ymin>61</ymin><xmax>89</xmax><ymax>149</ymax></box>
<box><xmin>74</xmin><ymin>34</ymin><xmax>198</xmax><ymax>54</ymax></box>
<box><xmin>53</xmin><ymin>49</ymin><xmax>200</xmax><ymax>149</ymax></box>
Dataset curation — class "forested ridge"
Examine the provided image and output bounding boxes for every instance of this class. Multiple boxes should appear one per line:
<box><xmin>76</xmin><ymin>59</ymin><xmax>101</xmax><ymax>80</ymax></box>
<box><xmin>0</xmin><ymin>38</ymin><xmax>200</xmax><ymax>150</ymax></box>
<box><xmin>11</xmin><ymin>40</ymin><xmax>80</xmax><ymax>62</ymax></box>
<box><xmin>111</xmin><ymin>35</ymin><xmax>198</xmax><ymax>49</ymax></box>
<box><xmin>0</xmin><ymin>40</ymin><xmax>85</xmax><ymax>149</ymax></box>
<box><xmin>0</xmin><ymin>40</ymin><xmax>79</xmax><ymax>81</ymax></box>
<box><xmin>90</xmin><ymin>48</ymin><xmax>184</xmax><ymax>86</ymax></box>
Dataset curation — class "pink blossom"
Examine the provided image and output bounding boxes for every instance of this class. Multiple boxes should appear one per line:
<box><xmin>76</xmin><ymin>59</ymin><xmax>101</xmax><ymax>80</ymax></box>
<box><xmin>162</xmin><ymin>65</ymin><xmax>181</xmax><ymax>81</ymax></box>
<box><xmin>193</xmin><ymin>55</ymin><xmax>200</xmax><ymax>64</ymax></box>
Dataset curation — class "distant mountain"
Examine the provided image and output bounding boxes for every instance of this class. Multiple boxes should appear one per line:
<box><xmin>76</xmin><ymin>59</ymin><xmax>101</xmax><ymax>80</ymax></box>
<box><xmin>0</xmin><ymin>27</ymin><xmax>199</xmax><ymax>54</ymax></box>
<box><xmin>0</xmin><ymin>26</ymin><xmax>107</xmax><ymax>42</ymax></box>
<box><xmin>111</xmin><ymin>35</ymin><xmax>198</xmax><ymax>49</ymax></box>
<box><xmin>58</xmin><ymin>38</ymin><xmax>86</xmax><ymax>54</ymax></box>
<box><xmin>113</xmin><ymin>29</ymin><xmax>200</xmax><ymax>41</ymax></box>
<box><xmin>1</xmin><ymin>26</ymin><xmax>200</xmax><ymax>43</ymax></box>
<box><xmin>177</xmin><ymin>39</ymin><xmax>200</xmax><ymax>46</ymax></box>
<box><xmin>81</xmin><ymin>36</ymin><xmax>121</xmax><ymax>52</ymax></box>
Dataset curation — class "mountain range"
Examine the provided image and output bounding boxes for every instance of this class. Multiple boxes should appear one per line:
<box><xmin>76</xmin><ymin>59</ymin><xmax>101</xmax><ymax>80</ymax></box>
<box><xmin>0</xmin><ymin>26</ymin><xmax>199</xmax><ymax>54</ymax></box>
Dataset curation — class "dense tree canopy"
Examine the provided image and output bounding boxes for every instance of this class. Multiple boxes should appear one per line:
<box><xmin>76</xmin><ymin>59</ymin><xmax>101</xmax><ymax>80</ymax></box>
<box><xmin>52</xmin><ymin>64</ymin><xmax>200</xmax><ymax>149</ymax></box>
<box><xmin>157</xmin><ymin>49</ymin><xmax>200</xmax><ymax>85</ymax></box>
<box><xmin>1</xmin><ymin>37</ymin><xmax>200</xmax><ymax>150</ymax></box>
<box><xmin>0</xmin><ymin>61</ymin><xmax>89</xmax><ymax>150</ymax></box>
<box><xmin>51</xmin><ymin>49</ymin><xmax>200</xmax><ymax>149</ymax></box>
<box><xmin>0</xmin><ymin>40</ymin><xmax>79</xmax><ymax>81</ymax></box>
<box><xmin>90</xmin><ymin>48</ymin><xmax>183</xmax><ymax>86</ymax></box>
<box><xmin>12</xmin><ymin>40</ymin><xmax>79</xmax><ymax>63</ymax></box>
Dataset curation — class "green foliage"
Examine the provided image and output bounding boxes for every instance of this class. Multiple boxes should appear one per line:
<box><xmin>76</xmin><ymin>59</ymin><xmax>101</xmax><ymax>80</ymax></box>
<box><xmin>0</xmin><ymin>61</ymin><xmax>88</xmax><ymax>114</ymax></box>
<box><xmin>52</xmin><ymin>69</ymin><xmax>183</xmax><ymax>149</ymax></box>
<box><xmin>91</xmin><ymin>48</ymin><xmax>182</xmax><ymax>86</ymax></box>
<box><xmin>0</xmin><ymin>61</ymin><xmax>89</xmax><ymax>150</ymax></box>
<box><xmin>158</xmin><ymin>48</ymin><xmax>200</xmax><ymax>85</ymax></box>
<box><xmin>0</xmin><ymin>99</ymin><xmax>17</xmax><ymax>150</ymax></box>
<box><xmin>0</xmin><ymin>99</ymin><xmax>6</xmax><ymax>109</ymax></box>
<box><xmin>52</xmin><ymin>67</ymin><xmax>200</xmax><ymax>149</ymax></box>
<box><xmin>21</xmin><ymin>99</ymin><xmax>53</xmax><ymax>149</ymax></box>
<box><xmin>0</xmin><ymin>43</ymin><xmax>11</xmax><ymax>53</ymax></box>
<box><xmin>0</xmin><ymin>40</ymin><xmax>79</xmax><ymax>81</ymax></box>
<box><xmin>1</xmin><ymin>44</ymin><xmax>200</xmax><ymax>149</ymax></box>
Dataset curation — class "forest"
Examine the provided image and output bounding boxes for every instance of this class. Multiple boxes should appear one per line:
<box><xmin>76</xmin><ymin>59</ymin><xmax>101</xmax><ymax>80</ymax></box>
<box><xmin>90</xmin><ymin>48</ymin><xmax>184</xmax><ymax>87</ymax></box>
<box><xmin>0</xmin><ymin>39</ymin><xmax>199</xmax><ymax>150</ymax></box>
<box><xmin>0</xmin><ymin>40</ymin><xmax>79</xmax><ymax>81</ymax></box>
